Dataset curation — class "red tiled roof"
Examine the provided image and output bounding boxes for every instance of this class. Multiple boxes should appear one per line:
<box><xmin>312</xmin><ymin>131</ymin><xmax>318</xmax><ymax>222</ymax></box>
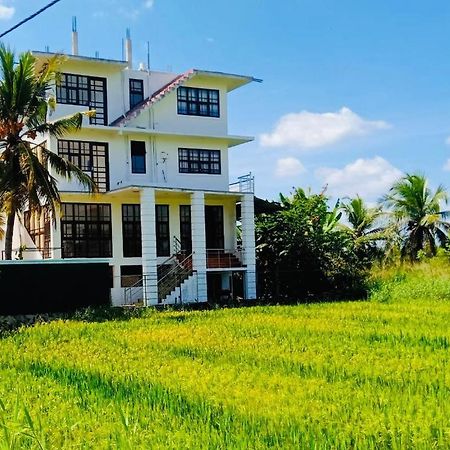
<box><xmin>110</xmin><ymin>69</ymin><xmax>195</xmax><ymax>126</ymax></box>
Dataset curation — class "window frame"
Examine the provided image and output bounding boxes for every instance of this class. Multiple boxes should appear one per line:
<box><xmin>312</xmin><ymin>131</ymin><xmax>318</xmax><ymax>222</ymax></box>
<box><xmin>178</xmin><ymin>148</ymin><xmax>221</xmax><ymax>175</ymax></box>
<box><xmin>130</xmin><ymin>141</ymin><xmax>146</xmax><ymax>174</ymax></box>
<box><xmin>58</xmin><ymin>139</ymin><xmax>110</xmax><ymax>192</ymax></box>
<box><xmin>56</xmin><ymin>73</ymin><xmax>108</xmax><ymax>125</ymax></box>
<box><xmin>24</xmin><ymin>209</ymin><xmax>51</xmax><ymax>259</ymax></box>
<box><xmin>156</xmin><ymin>204</ymin><xmax>170</xmax><ymax>257</ymax></box>
<box><xmin>129</xmin><ymin>78</ymin><xmax>144</xmax><ymax>109</ymax></box>
<box><xmin>61</xmin><ymin>203</ymin><xmax>112</xmax><ymax>258</ymax></box>
<box><xmin>177</xmin><ymin>86</ymin><xmax>220</xmax><ymax>118</ymax></box>
<box><xmin>122</xmin><ymin>204</ymin><xmax>142</xmax><ymax>258</ymax></box>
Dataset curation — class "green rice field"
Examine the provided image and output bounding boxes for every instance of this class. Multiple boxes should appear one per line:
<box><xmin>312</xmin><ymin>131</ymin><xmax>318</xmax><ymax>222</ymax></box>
<box><xmin>1</xmin><ymin>260</ymin><xmax>450</xmax><ymax>448</ymax></box>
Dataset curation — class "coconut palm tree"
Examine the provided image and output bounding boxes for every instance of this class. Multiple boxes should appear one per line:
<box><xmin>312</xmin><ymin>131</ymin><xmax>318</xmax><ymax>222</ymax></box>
<box><xmin>383</xmin><ymin>174</ymin><xmax>449</xmax><ymax>260</ymax></box>
<box><xmin>340</xmin><ymin>196</ymin><xmax>386</xmax><ymax>244</ymax></box>
<box><xmin>0</xmin><ymin>46</ymin><xmax>95</xmax><ymax>260</ymax></box>
<box><xmin>340</xmin><ymin>195</ymin><xmax>392</xmax><ymax>264</ymax></box>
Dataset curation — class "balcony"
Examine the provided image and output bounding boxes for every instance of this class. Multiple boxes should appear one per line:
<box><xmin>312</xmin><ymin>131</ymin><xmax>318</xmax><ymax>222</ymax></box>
<box><xmin>229</xmin><ymin>173</ymin><xmax>254</xmax><ymax>193</ymax></box>
<box><xmin>206</xmin><ymin>249</ymin><xmax>244</xmax><ymax>269</ymax></box>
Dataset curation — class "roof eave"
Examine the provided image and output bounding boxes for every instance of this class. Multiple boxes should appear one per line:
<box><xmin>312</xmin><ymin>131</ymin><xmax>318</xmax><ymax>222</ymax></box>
<box><xmin>192</xmin><ymin>69</ymin><xmax>262</xmax><ymax>91</ymax></box>
<box><xmin>32</xmin><ymin>51</ymin><xmax>128</xmax><ymax>67</ymax></box>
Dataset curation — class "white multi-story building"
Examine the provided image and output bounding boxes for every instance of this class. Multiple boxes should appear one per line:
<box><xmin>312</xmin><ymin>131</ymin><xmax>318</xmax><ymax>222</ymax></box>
<box><xmin>4</xmin><ymin>36</ymin><xmax>258</xmax><ymax>306</ymax></box>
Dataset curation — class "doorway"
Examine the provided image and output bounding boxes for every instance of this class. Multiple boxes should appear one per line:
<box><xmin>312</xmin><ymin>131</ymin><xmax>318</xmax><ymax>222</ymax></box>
<box><xmin>205</xmin><ymin>205</ymin><xmax>224</xmax><ymax>249</ymax></box>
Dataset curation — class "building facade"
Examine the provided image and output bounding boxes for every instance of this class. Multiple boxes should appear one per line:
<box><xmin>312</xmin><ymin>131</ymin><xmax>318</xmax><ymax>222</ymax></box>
<box><xmin>4</xmin><ymin>46</ymin><xmax>258</xmax><ymax>306</ymax></box>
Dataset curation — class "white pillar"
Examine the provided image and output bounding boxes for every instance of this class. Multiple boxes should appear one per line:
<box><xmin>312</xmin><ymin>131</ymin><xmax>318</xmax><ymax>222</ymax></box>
<box><xmin>141</xmin><ymin>188</ymin><xmax>158</xmax><ymax>306</ymax></box>
<box><xmin>191</xmin><ymin>191</ymin><xmax>207</xmax><ymax>302</ymax></box>
<box><xmin>241</xmin><ymin>193</ymin><xmax>256</xmax><ymax>299</ymax></box>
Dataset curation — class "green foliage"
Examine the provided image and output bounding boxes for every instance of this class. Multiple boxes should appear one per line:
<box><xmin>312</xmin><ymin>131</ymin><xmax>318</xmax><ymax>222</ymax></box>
<box><xmin>370</xmin><ymin>254</ymin><xmax>450</xmax><ymax>302</ymax></box>
<box><xmin>383</xmin><ymin>173</ymin><xmax>450</xmax><ymax>260</ymax></box>
<box><xmin>1</xmin><ymin>281</ymin><xmax>450</xmax><ymax>447</ymax></box>
<box><xmin>256</xmin><ymin>188</ymin><xmax>369</xmax><ymax>300</ymax></box>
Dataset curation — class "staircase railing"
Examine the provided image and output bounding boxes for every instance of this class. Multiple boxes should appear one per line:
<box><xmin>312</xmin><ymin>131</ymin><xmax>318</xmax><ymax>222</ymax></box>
<box><xmin>123</xmin><ymin>275</ymin><xmax>145</xmax><ymax>305</ymax></box>
<box><xmin>157</xmin><ymin>252</ymin><xmax>193</xmax><ymax>303</ymax></box>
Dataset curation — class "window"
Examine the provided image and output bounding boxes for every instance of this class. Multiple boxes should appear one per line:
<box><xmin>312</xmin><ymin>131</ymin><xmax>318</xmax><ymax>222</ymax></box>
<box><xmin>61</xmin><ymin>203</ymin><xmax>112</xmax><ymax>258</ymax></box>
<box><xmin>129</xmin><ymin>79</ymin><xmax>144</xmax><ymax>108</ymax></box>
<box><xmin>131</xmin><ymin>141</ymin><xmax>146</xmax><ymax>174</ymax></box>
<box><xmin>178</xmin><ymin>148</ymin><xmax>221</xmax><ymax>174</ymax></box>
<box><xmin>177</xmin><ymin>87</ymin><xmax>219</xmax><ymax>117</ymax></box>
<box><xmin>179</xmin><ymin>205</ymin><xmax>192</xmax><ymax>254</ymax></box>
<box><xmin>56</xmin><ymin>73</ymin><xmax>108</xmax><ymax>125</ymax></box>
<box><xmin>58</xmin><ymin>140</ymin><xmax>109</xmax><ymax>192</ymax></box>
<box><xmin>120</xmin><ymin>265</ymin><xmax>143</xmax><ymax>287</ymax></box>
<box><xmin>24</xmin><ymin>209</ymin><xmax>51</xmax><ymax>259</ymax></box>
<box><xmin>122</xmin><ymin>204</ymin><xmax>141</xmax><ymax>257</ymax></box>
<box><xmin>156</xmin><ymin>205</ymin><xmax>170</xmax><ymax>257</ymax></box>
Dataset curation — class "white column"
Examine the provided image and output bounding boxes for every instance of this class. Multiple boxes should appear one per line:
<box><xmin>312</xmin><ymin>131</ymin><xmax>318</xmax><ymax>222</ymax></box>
<box><xmin>191</xmin><ymin>191</ymin><xmax>208</xmax><ymax>302</ymax></box>
<box><xmin>140</xmin><ymin>188</ymin><xmax>158</xmax><ymax>306</ymax></box>
<box><xmin>241</xmin><ymin>193</ymin><xmax>257</xmax><ymax>299</ymax></box>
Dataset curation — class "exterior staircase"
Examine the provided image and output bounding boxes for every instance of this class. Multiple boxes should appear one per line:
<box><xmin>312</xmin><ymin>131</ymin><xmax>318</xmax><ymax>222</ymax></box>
<box><xmin>158</xmin><ymin>253</ymin><xmax>194</xmax><ymax>303</ymax></box>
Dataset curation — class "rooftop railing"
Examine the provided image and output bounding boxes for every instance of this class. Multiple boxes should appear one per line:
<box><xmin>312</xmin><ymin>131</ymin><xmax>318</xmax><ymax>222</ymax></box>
<box><xmin>229</xmin><ymin>172</ymin><xmax>255</xmax><ymax>193</ymax></box>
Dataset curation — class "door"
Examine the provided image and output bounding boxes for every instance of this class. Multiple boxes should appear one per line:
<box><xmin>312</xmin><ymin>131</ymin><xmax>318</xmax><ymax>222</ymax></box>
<box><xmin>205</xmin><ymin>205</ymin><xmax>224</xmax><ymax>249</ymax></box>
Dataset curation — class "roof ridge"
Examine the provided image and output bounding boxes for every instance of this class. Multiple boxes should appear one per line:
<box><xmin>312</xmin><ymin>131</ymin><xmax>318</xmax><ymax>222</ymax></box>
<box><xmin>109</xmin><ymin>69</ymin><xmax>195</xmax><ymax>126</ymax></box>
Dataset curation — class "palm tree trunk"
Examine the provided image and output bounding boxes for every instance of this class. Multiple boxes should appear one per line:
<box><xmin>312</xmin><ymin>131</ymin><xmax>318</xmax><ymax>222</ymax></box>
<box><xmin>4</xmin><ymin>211</ymin><xmax>15</xmax><ymax>260</ymax></box>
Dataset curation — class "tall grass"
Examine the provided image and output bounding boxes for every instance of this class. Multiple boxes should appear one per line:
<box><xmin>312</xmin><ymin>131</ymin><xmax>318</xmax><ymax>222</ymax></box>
<box><xmin>0</xmin><ymin>259</ymin><xmax>449</xmax><ymax>447</ymax></box>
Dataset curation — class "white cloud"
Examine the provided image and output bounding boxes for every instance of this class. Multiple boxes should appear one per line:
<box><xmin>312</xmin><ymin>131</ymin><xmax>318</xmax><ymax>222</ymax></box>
<box><xmin>143</xmin><ymin>0</ymin><xmax>154</xmax><ymax>7</ymax></box>
<box><xmin>0</xmin><ymin>4</ymin><xmax>14</xmax><ymax>20</ymax></box>
<box><xmin>316</xmin><ymin>156</ymin><xmax>402</xmax><ymax>200</ymax></box>
<box><xmin>275</xmin><ymin>157</ymin><xmax>306</xmax><ymax>178</ymax></box>
<box><xmin>445</xmin><ymin>136</ymin><xmax>450</xmax><ymax>146</ymax></box>
<box><xmin>443</xmin><ymin>159</ymin><xmax>450</xmax><ymax>171</ymax></box>
<box><xmin>260</xmin><ymin>107</ymin><xmax>390</xmax><ymax>150</ymax></box>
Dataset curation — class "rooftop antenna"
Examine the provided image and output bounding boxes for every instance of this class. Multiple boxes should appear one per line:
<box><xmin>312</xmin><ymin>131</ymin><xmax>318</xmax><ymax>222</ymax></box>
<box><xmin>71</xmin><ymin>16</ymin><xmax>79</xmax><ymax>55</ymax></box>
<box><xmin>121</xmin><ymin>38</ymin><xmax>124</xmax><ymax>61</ymax></box>
<box><xmin>125</xmin><ymin>28</ymin><xmax>132</xmax><ymax>69</ymax></box>
<box><xmin>147</xmin><ymin>41</ymin><xmax>150</xmax><ymax>71</ymax></box>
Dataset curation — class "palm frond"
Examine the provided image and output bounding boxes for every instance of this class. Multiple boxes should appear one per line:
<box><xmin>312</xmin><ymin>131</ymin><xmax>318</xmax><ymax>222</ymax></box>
<box><xmin>40</xmin><ymin>146</ymin><xmax>97</xmax><ymax>192</ymax></box>
<box><xmin>30</xmin><ymin>111</ymin><xmax>94</xmax><ymax>138</ymax></box>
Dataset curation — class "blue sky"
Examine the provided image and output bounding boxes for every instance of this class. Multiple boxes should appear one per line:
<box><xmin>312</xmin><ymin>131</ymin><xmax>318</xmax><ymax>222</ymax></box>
<box><xmin>1</xmin><ymin>0</ymin><xmax>450</xmax><ymax>200</ymax></box>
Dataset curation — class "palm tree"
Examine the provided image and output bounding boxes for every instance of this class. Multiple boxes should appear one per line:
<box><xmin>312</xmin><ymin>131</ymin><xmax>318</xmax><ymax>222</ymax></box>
<box><xmin>383</xmin><ymin>174</ymin><xmax>449</xmax><ymax>260</ymax></box>
<box><xmin>0</xmin><ymin>46</ymin><xmax>95</xmax><ymax>260</ymax></box>
<box><xmin>340</xmin><ymin>196</ymin><xmax>385</xmax><ymax>243</ymax></box>
<box><xmin>340</xmin><ymin>195</ymin><xmax>392</xmax><ymax>263</ymax></box>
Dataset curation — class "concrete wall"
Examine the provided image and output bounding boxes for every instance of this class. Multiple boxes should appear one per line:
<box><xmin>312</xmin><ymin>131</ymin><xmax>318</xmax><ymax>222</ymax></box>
<box><xmin>128</xmin><ymin>76</ymin><xmax>228</xmax><ymax>136</ymax></box>
<box><xmin>45</xmin><ymin>58</ymin><xmax>177</xmax><ymax>126</ymax></box>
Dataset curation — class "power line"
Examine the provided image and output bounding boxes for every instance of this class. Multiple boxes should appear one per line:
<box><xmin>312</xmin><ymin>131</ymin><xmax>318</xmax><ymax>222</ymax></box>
<box><xmin>0</xmin><ymin>0</ymin><xmax>64</xmax><ymax>39</ymax></box>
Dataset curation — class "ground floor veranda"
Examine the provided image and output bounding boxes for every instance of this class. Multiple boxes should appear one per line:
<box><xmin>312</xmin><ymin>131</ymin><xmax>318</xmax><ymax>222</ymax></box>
<box><xmin>7</xmin><ymin>186</ymin><xmax>257</xmax><ymax>306</ymax></box>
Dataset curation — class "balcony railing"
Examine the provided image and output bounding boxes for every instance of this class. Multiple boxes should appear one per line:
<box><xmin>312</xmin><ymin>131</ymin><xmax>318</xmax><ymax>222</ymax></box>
<box><xmin>229</xmin><ymin>172</ymin><xmax>254</xmax><ymax>193</ymax></box>
<box><xmin>206</xmin><ymin>248</ymin><xmax>244</xmax><ymax>269</ymax></box>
